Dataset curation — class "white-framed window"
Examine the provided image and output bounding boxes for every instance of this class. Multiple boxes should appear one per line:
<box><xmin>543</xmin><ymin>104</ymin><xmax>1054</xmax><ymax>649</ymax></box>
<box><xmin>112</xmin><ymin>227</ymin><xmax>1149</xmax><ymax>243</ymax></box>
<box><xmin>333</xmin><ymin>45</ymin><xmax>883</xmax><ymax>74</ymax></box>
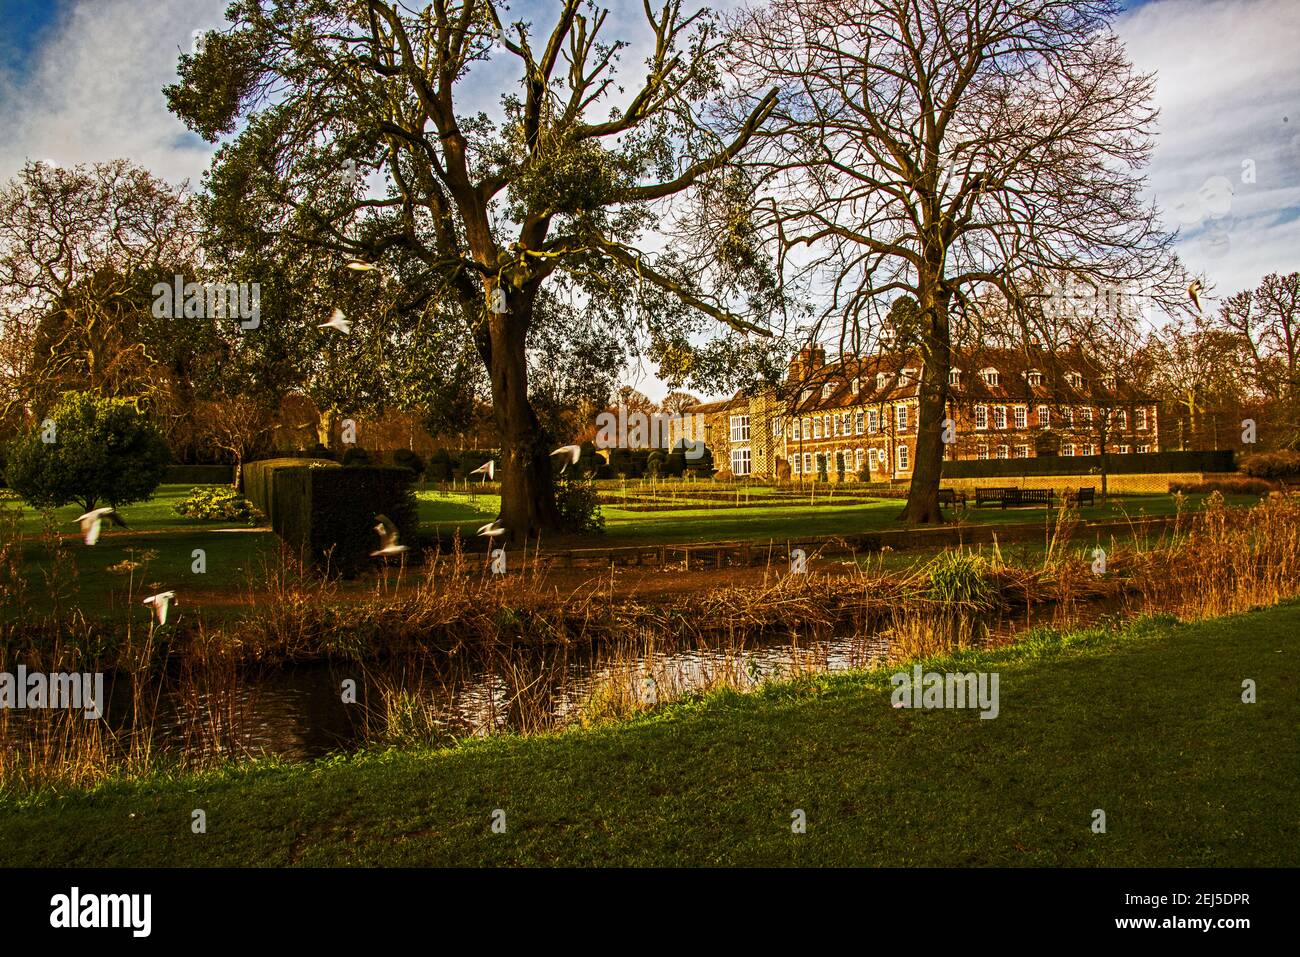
<box><xmin>854</xmin><ymin>411</ymin><xmax>864</xmax><ymax>435</ymax></box>
<box><xmin>814</xmin><ymin>417</ymin><xmax>823</xmax><ymax>438</ymax></box>
<box><xmin>824</xmin><ymin>414</ymin><xmax>832</xmax><ymax>436</ymax></box>
<box><xmin>1038</xmin><ymin>405</ymin><xmax>1050</xmax><ymax>429</ymax></box>
<box><xmin>855</xmin><ymin>448</ymin><xmax>864</xmax><ymax>470</ymax></box>
<box><xmin>832</xmin><ymin>415</ymin><xmax>840</xmax><ymax>436</ymax></box>
<box><xmin>1081</xmin><ymin>407</ymin><xmax>1093</xmax><ymax>424</ymax></box>
<box><xmin>1062</xmin><ymin>408</ymin><xmax>1074</xmax><ymax>427</ymax></box>
<box><xmin>1119</xmin><ymin>444</ymin><xmax>1131</xmax><ymax>455</ymax></box>
<box><xmin>982</xmin><ymin>368</ymin><xmax>1000</xmax><ymax>387</ymax></box>
<box><xmin>901</xmin><ymin>367</ymin><xmax>917</xmax><ymax>384</ymax></box>
<box><xmin>1015</xmin><ymin>445</ymin><xmax>1029</xmax><ymax>458</ymax></box>
<box><xmin>1027</xmin><ymin>370</ymin><xmax>1043</xmax><ymax>386</ymax></box>
<box><xmin>1116</xmin><ymin>410</ymin><xmax>1128</xmax><ymax>430</ymax></box>
<box><xmin>1136</xmin><ymin>408</ymin><xmax>1148</xmax><ymax>430</ymax></box>
<box><xmin>1062</xmin><ymin>444</ymin><xmax>1075</xmax><ymax>456</ymax></box>
<box><xmin>950</xmin><ymin>369</ymin><xmax>962</xmax><ymax>387</ymax></box>
<box><xmin>876</xmin><ymin>372</ymin><xmax>887</xmax><ymax>391</ymax></box>
<box><xmin>997</xmin><ymin>445</ymin><xmax>1009</xmax><ymax>459</ymax></box>
<box><xmin>843</xmin><ymin>412</ymin><xmax>852</xmax><ymax>434</ymax></box>
<box><xmin>729</xmin><ymin>415</ymin><xmax>750</xmax><ymax>443</ymax></box>
<box><xmin>993</xmin><ymin>406</ymin><xmax>1007</xmax><ymax>429</ymax></box>
<box><xmin>792</xmin><ymin>418</ymin><xmax>801</xmax><ymax>440</ymax></box>
<box><xmin>822</xmin><ymin>382</ymin><xmax>834</xmax><ymax>399</ymax></box>
<box><xmin>772</xmin><ymin>419</ymin><xmax>783</xmax><ymax>436</ymax></box>
<box><xmin>1067</xmin><ymin>372</ymin><xmax>1083</xmax><ymax>388</ymax></box>
<box><xmin>803</xmin><ymin>452</ymin><xmax>812</xmax><ymax>473</ymax></box>
<box><xmin>977</xmin><ymin>446</ymin><xmax>989</xmax><ymax>460</ymax></box>
<box><xmin>791</xmin><ymin>454</ymin><xmax>801</xmax><ymax>474</ymax></box>
<box><xmin>896</xmin><ymin>444</ymin><xmax>909</xmax><ymax>471</ymax></box>
<box><xmin>851</xmin><ymin>377</ymin><xmax>861</xmax><ymax>395</ymax></box>
<box><xmin>731</xmin><ymin>448</ymin><xmax>751</xmax><ymax>475</ymax></box>
<box><xmin>868</xmin><ymin>409</ymin><xmax>879</xmax><ymax>433</ymax></box>
<box><xmin>1014</xmin><ymin>406</ymin><xmax>1027</xmax><ymax>429</ymax></box>
<box><xmin>802</xmin><ymin>418</ymin><xmax>811</xmax><ymax>439</ymax></box>
<box><xmin>868</xmin><ymin>448</ymin><xmax>878</xmax><ymax>471</ymax></box>
<box><xmin>896</xmin><ymin>404</ymin><xmax>909</xmax><ymax>430</ymax></box>
<box><xmin>1137</xmin><ymin>444</ymin><xmax>1151</xmax><ymax>454</ymax></box>
<box><xmin>975</xmin><ymin>406</ymin><xmax>988</xmax><ymax>430</ymax></box>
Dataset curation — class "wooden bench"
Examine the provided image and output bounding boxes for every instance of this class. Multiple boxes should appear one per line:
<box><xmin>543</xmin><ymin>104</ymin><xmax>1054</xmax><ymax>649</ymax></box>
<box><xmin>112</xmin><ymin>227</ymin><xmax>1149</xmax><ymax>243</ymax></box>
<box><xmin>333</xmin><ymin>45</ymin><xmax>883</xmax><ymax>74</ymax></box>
<box><xmin>975</xmin><ymin>487</ymin><xmax>1055</xmax><ymax>509</ymax></box>
<box><xmin>1065</xmin><ymin>486</ymin><xmax>1096</xmax><ymax>507</ymax></box>
<box><xmin>938</xmin><ymin>488</ymin><xmax>968</xmax><ymax>507</ymax></box>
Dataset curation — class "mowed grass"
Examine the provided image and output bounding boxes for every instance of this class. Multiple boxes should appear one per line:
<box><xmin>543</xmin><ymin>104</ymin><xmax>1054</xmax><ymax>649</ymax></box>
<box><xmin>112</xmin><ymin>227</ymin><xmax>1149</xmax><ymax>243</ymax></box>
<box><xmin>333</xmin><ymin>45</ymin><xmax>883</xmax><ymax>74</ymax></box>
<box><xmin>4</xmin><ymin>485</ymin><xmax>278</xmax><ymax>613</ymax></box>
<box><xmin>3</xmin><ymin>601</ymin><xmax>1295</xmax><ymax>867</ymax></box>
<box><xmin>416</xmin><ymin>486</ymin><xmax>1255</xmax><ymax>545</ymax></box>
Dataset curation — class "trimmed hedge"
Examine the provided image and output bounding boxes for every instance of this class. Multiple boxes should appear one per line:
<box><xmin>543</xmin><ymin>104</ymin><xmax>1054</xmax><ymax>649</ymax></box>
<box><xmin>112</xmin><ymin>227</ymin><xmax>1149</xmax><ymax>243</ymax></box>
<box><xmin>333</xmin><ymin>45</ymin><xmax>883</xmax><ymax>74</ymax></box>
<box><xmin>242</xmin><ymin>457</ymin><xmax>338</xmax><ymax>528</ymax></box>
<box><xmin>271</xmin><ymin>465</ymin><xmax>419</xmax><ymax>577</ymax></box>
<box><xmin>164</xmin><ymin>464</ymin><xmax>233</xmax><ymax>485</ymax></box>
<box><xmin>1240</xmin><ymin>451</ymin><xmax>1300</xmax><ymax>479</ymax></box>
<box><xmin>942</xmin><ymin>450</ymin><xmax>1235</xmax><ymax>479</ymax></box>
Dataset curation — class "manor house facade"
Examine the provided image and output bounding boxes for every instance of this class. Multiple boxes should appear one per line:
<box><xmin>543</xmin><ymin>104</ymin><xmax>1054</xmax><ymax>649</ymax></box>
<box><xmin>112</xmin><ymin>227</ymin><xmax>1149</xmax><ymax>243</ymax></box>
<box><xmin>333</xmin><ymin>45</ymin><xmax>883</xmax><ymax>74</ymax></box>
<box><xmin>683</xmin><ymin>346</ymin><xmax>1161</xmax><ymax>480</ymax></box>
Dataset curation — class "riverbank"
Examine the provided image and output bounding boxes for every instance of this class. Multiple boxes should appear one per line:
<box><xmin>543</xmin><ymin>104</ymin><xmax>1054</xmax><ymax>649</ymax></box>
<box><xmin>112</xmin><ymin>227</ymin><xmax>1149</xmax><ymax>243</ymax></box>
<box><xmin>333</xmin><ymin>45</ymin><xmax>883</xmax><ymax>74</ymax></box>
<box><xmin>2</xmin><ymin>600</ymin><xmax>1295</xmax><ymax>867</ymax></box>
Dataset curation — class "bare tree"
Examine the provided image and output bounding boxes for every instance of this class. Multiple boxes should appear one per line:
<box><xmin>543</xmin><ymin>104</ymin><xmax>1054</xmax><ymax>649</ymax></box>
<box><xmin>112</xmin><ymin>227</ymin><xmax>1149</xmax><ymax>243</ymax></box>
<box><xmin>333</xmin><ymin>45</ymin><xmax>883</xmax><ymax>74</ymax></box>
<box><xmin>732</xmin><ymin>0</ymin><xmax>1182</xmax><ymax>523</ymax></box>
<box><xmin>194</xmin><ymin>396</ymin><xmax>276</xmax><ymax>487</ymax></box>
<box><xmin>1216</xmin><ymin>272</ymin><xmax>1300</xmax><ymax>445</ymax></box>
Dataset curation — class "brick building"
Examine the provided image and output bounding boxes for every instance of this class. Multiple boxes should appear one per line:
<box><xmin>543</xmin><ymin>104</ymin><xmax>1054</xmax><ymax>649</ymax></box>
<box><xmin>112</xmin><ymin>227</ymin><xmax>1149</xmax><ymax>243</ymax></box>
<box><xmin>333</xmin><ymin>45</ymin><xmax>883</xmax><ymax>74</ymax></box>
<box><xmin>683</xmin><ymin>346</ymin><xmax>1161</xmax><ymax>480</ymax></box>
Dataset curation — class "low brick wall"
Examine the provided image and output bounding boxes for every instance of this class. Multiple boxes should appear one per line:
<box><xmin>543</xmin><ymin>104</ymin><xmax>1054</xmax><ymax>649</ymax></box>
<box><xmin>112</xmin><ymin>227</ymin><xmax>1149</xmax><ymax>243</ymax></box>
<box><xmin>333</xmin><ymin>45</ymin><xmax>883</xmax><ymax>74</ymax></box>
<box><xmin>940</xmin><ymin>472</ymin><xmax>1228</xmax><ymax>494</ymax></box>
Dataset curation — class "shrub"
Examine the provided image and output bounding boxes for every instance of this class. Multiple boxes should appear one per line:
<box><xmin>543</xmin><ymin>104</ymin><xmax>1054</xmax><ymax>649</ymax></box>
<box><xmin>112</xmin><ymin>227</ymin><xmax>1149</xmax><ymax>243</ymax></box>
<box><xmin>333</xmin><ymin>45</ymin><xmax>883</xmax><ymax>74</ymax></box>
<box><xmin>646</xmin><ymin>449</ymin><xmax>665</xmax><ymax>476</ymax></box>
<box><xmin>555</xmin><ymin>474</ymin><xmax>605</xmax><ymax>534</ymax></box>
<box><xmin>392</xmin><ymin>448</ymin><xmax>426</xmax><ymax>478</ymax></box>
<box><xmin>426</xmin><ymin>448</ymin><xmax>453</xmax><ymax>481</ymax></box>
<box><xmin>3</xmin><ymin>391</ymin><xmax>170</xmax><ymax>512</ymax></box>
<box><xmin>174</xmin><ymin>486</ymin><xmax>264</xmax><ymax>525</ymax></box>
<box><xmin>1240</xmin><ymin>451</ymin><xmax>1300</xmax><ymax>479</ymax></box>
<box><xmin>271</xmin><ymin>465</ymin><xmax>419</xmax><ymax>577</ymax></box>
<box><xmin>1169</xmin><ymin>477</ymin><xmax>1272</xmax><ymax>496</ymax></box>
<box><xmin>242</xmin><ymin>457</ymin><xmax>338</xmax><ymax>526</ymax></box>
<box><xmin>341</xmin><ymin>446</ymin><xmax>372</xmax><ymax>466</ymax></box>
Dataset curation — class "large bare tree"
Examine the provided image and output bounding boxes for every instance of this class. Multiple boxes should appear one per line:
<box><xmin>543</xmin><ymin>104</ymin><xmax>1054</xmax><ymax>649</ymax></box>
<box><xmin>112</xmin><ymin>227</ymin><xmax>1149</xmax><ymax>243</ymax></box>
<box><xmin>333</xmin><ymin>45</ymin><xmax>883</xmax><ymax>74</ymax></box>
<box><xmin>167</xmin><ymin>0</ymin><xmax>781</xmax><ymax>536</ymax></box>
<box><xmin>733</xmin><ymin>0</ymin><xmax>1181</xmax><ymax>523</ymax></box>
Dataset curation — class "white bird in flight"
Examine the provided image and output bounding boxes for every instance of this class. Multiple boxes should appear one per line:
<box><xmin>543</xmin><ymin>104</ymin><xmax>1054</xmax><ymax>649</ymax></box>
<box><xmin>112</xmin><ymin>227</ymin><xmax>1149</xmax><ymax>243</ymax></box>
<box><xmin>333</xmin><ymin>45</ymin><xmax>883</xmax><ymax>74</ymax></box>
<box><xmin>142</xmin><ymin>591</ymin><xmax>177</xmax><ymax>626</ymax></box>
<box><xmin>470</xmin><ymin>460</ymin><xmax>495</xmax><ymax>482</ymax></box>
<box><xmin>370</xmin><ymin>513</ymin><xmax>409</xmax><ymax>558</ymax></box>
<box><xmin>1188</xmin><ymin>279</ymin><xmax>1204</xmax><ymax>314</ymax></box>
<box><xmin>318</xmin><ymin>308</ymin><xmax>352</xmax><ymax>334</ymax></box>
<box><xmin>76</xmin><ymin>507</ymin><xmax>128</xmax><ymax>545</ymax></box>
<box><xmin>345</xmin><ymin>260</ymin><xmax>381</xmax><ymax>273</ymax></box>
<box><xmin>550</xmin><ymin>445</ymin><xmax>581</xmax><ymax>471</ymax></box>
<box><xmin>477</xmin><ymin>520</ymin><xmax>507</xmax><ymax>539</ymax></box>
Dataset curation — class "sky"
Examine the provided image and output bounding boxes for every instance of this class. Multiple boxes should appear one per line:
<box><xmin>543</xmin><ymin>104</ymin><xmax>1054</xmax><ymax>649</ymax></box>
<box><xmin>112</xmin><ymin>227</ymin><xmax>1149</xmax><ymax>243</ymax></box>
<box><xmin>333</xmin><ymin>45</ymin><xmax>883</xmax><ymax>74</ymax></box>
<box><xmin>1</xmin><ymin>0</ymin><xmax>1297</xmax><ymax>402</ymax></box>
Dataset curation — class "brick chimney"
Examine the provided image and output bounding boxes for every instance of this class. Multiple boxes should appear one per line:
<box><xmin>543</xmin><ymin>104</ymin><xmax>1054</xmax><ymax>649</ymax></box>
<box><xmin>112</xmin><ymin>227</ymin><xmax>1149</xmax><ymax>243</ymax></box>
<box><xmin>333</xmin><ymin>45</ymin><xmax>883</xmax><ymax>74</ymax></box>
<box><xmin>788</xmin><ymin>345</ymin><xmax>826</xmax><ymax>382</ymax></box>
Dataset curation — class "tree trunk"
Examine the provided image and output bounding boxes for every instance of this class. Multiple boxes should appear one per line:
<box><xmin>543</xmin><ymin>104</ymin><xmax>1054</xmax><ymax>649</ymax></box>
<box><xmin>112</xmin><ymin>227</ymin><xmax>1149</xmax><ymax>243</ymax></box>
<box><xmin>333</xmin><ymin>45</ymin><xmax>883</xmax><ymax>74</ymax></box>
<box><xmin>899</xmin><ymin>284</ymin><xmax>950</xmax><ymax>524</ymax></box>
<box><xmin>487</xmin><ymin>300</ymin><xmax>561</xmax><ymax>538</ymax></box>
<box><xmin>316</xmin><ymin>407</ymin><xmax>335</xmax><ymax>449</ymax></box>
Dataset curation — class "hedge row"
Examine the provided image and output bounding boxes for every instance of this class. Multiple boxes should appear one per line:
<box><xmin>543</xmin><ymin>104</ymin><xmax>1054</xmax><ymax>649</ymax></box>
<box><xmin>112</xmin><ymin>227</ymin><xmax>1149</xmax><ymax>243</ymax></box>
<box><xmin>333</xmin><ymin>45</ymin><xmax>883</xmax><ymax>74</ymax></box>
<box><xmin>271</xmin><ymin>465</ymin><xmax>419</xmax><ymax>577</ymax></box>
<box><xmin>163</xmin><ymin>464</ymin><xmax>233</xmax><ymax>485</ymax></box>
<box><xmin>941</xmin><ymin>450</ymin><xmax>1235</xmax><ymax>479</ymax></box>
<box><xmin>242</xmin><ymin>457</ymin><xmax>338</xmax><ymax>528</ymax></box>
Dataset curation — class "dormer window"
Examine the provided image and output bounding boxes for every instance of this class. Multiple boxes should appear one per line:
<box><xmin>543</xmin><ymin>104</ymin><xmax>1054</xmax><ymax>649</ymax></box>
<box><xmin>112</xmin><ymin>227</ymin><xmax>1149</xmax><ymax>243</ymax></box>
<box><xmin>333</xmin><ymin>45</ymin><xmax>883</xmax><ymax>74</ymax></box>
<box><xmin>1067</xmin><ymin>372</ymin><xmax>1083</xmax><ymax>389</ymax></box>
<box><xmin>821</xmin><ymin>382</ymin><xmax>834</xmax><ymax>399</ymax></box>
<box><xmin>1102</xmin><ymin>375</ymin><xmax>1117</xmax><ymax>390</ymax></box>
<box><xmin>851</xmin><ymin>377</ymin><xmax>860</xmax><ymax>395</ymax></box>
<box><xmin>876</xmin><ymin>373</ymin><xmax>887</xmax><ymax>391</ymax></box>
<box><xmin>949</xmin><ymin>369</ymin><xmax>962</xmax><ymax>387</ymax></box>
<box><xmin>800</xmin><ymin>389</ymin><xmax>812</xmax><ymax>402</ymax></box>
<box><xmin>981</xmin><ymin>368</ymin><xmax>1000</xmax><ymax>387</ymax></box>
<box><xmin>1027</xmin><ymin>370</ymin><xmax>1043</xmax><ymax>387</ymax></box>
<box><xmin>901</xmin><ymin>367</ymin><xmax>917</xmax><ymax>383</ymax></box>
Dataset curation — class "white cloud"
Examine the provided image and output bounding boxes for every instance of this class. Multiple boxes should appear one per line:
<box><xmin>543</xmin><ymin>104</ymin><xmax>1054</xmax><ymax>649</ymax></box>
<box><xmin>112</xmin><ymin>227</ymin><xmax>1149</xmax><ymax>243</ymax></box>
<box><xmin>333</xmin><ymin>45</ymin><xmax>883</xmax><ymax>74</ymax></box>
<box><xmin>1116</xmin><ymin>0</ymin><xmax>1300</xmax><ymax>298</ymax></box>
<box><xmin>0</xmin><ymin>0</ymin><xmax>227</xmax><ymax>185</ymax></box>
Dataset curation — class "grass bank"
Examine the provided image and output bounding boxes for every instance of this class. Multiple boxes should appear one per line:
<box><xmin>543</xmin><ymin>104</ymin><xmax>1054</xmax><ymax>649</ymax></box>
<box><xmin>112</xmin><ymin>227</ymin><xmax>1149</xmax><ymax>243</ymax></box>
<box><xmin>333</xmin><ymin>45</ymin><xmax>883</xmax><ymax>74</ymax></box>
<box><xmin>2</xmin><ymin>600</ymin><xmax>1295</xmax><ymax>867</ymax></box>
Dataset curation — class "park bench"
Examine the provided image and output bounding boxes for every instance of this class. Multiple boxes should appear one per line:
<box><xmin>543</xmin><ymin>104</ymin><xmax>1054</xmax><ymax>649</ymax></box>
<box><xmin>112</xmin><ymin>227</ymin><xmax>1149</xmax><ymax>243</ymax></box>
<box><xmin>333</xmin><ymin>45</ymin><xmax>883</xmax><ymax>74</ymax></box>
<box><xmin>1065</xmin><ymin>486</ymin><xmax>1096</xmax><ymax>507</ymax></box>
<box><xmin>975</xmin><ymin>487</ymin><xmax>1055</xmax><ymax>509</ymax></box>
<box><xmin>938</xmin><ymin>488</ymin><xmax>968</xmax><ymax>507</ymax></box>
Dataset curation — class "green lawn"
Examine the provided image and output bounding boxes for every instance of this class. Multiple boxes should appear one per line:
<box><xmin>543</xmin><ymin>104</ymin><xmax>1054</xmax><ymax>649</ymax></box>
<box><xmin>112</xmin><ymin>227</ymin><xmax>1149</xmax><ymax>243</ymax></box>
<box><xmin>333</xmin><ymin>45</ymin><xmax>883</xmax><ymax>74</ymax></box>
<box><xmin>3</xmin><ymin>601</ymin><xmax>1294</xmax><ymax>866</ymax></box>
<box><xmin>417</xmin><ymin>487</ymin><xmax>1254</xmax><ymax>545</ymax></box>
